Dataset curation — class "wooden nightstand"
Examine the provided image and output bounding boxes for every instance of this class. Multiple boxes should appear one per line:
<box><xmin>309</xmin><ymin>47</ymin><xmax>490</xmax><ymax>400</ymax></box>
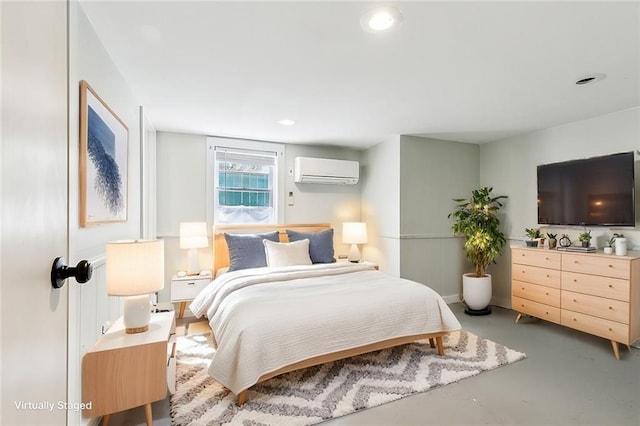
<box><xmin>171</xmin><ymin>274</ymin><xmax>211</xmax><ymax>318</ymax></box>
<box><xmin>82</xmin><ymin>311</ymin><xmax>176</xmax><ymax>426</ymax></box>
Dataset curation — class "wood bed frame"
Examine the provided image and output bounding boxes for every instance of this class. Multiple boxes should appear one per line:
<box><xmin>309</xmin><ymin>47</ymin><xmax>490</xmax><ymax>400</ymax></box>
<box><xmin>212</xmin><ymin>223</ymin><xmax>448</xmax><ymax>405</ymax></box>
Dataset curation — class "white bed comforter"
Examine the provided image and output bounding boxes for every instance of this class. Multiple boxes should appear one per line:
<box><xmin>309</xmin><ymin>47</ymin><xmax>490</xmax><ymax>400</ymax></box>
<box><xmin>189</xmin><ymin>262</ymin><xmax>461</xmax><ymax>395</ymax></box>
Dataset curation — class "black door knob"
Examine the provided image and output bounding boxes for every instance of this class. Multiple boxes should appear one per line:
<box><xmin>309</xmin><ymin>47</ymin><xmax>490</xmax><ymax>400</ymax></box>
<box><xmin>51</xmin><ymin>257</ymin><xmax>93</xmax><ymax>289</ymax></box>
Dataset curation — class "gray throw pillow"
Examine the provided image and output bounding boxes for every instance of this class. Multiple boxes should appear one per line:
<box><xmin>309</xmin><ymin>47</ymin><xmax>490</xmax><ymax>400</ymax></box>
<box><xmin>286</xmin><ymin>228</ymin><xmax>336</xmax><ymax>264</ymax></box>
<box><xmin>224</xmin><ymin>231</ymin><xmax>280</xmax><ymax>271</ymax></box>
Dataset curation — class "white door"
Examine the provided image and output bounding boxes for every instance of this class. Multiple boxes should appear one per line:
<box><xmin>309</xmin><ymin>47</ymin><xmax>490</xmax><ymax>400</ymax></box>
<box><xmin>1</xmin><ymin>1</ymin><xmax>69</xmax><ymax>424</ymax></box>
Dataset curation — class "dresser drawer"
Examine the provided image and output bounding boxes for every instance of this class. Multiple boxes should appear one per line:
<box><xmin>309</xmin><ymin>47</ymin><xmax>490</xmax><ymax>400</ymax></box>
<box><xmin>512</xmin><ymin>296</ymin><xmax>560</xmax><ymax>324</ymax></box>
<box><xmin>512</xmin><ymin>248</ymin><xmax>561</xmax><ymax>269</ymax></box>
<box><xmin>561</xmin><ymin>291</ymin><xmax>629</xmax><ymax>324</ymax></box>
<box><xmin>511</xmin><ymin>264</ymin><xmax>560</xmax><ymax>288</ymax></box>
<box><xmin>513</xmin><ymin>280</ymin><xmax>560</xmax><ymax>307</ymax></box>
<box><xmin>561</xmin><ymin>310</ymin><xmax>629</xmax><ymax>343</ymax></box>
<box><xmin>561</xmin><ymin>271</ymin><xmax>630</xmax><ymax>301</ymax></box>
<box><xmin>171</xmin><ymin>276</ymin><xmax>211</xmax><ymax>302</ymax></box>
<box><xmin>562</xmin><ymin>254</ymin><xmax>630</xmax><ymax>279</ymax></box>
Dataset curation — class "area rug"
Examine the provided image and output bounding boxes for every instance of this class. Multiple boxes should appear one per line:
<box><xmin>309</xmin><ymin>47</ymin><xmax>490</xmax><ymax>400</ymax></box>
<box><xmin>171</xmin><ymin>330</ymin><xmax>526</xmax><ymax>425</ymax></box>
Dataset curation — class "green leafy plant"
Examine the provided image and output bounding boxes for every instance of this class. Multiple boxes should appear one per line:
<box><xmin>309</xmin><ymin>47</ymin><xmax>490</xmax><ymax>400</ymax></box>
<box><xmin>448</xmin><ymin>187</ymin><xmax>508</xmax><ymax>277</ymax></box>
<box><xmin>546</xmin><ymin>232</ymin><xmax>558</xmax><ymax>240</ymax></box>
<box><xmin>606</xmin><ymin>235</ymin><xmax>617</xmax><ymax>247</ymax></box>
<box><xmin>525</xmin><ymin>228</ymin><xmax>542</xmax><ymax>240</ymax></box>
<box><xmin>578</xmin><ymin>230</ymin><xmax>592</xmax><ymax>242</ymax></box>
<box><xmin>614</xmin><ymin>232</ymin><xmax>625</xmax><ymax>239</ymax></box>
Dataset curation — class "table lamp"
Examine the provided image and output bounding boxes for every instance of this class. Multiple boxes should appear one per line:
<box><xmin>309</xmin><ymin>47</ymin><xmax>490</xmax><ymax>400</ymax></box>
<box><xmin>180</xmin><ymin>222</ymin><xmax>208</xmax><ymax>275</ymax></box>
<box><xmin>106</xmin><ymin>239</ymin><xmax>164</xmax><ymax>334</ymax></box>
<box><xmin>343</xmin><ymin>222</ymin><xmax>368</xmax><ymax>263</ymax></box>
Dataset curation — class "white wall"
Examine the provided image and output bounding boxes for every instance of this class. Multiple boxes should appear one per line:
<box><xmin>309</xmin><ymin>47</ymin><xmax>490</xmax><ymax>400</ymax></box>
<box><xmin>68</xmin><ymin>4</ymin><xmax>145</xmax><ymax>424</ymax></box>
<box><xmin>398</xmin><ymin>136</ymin><xmax>479</xmax><ymax>302</ymax></box>
<box><xmin>362</xmin><ymin>136</ymin><xmax>480</xmax><ymax>301</ymax></box>
<box><xmin>155</xmin><ymin>131</ymin><xmax>363</xmax><ymax>306</ymax></box>
<box><xmin>285</xmin><ymin>144</ymin><xmax>362</xmax><ymax>255</ymax></box>
<box><xmin>361</xmin><ymin>137</ymin><xmax>401</xmax><ymax>275</ymax></box>
<box><xmin>480</xmin><ymin>107</ymin><xmax>640</xmax><ymax>307</ymax></box>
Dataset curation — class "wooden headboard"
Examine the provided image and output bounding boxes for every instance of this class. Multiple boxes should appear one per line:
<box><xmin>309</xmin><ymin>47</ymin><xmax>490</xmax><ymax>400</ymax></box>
<box><xmin>212</xmin><ymin>223</ymin><xmax>332</xmax><ymax>274</ymax></box>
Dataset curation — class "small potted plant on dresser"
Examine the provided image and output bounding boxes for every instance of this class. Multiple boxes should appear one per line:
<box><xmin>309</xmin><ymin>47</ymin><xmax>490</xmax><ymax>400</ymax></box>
<box><xmin>448</xmin><ymin>187</ymin><xmax>508</xmax><ymax>316</ymax></box>
<box><xmin>525</xmin><ymin>228</ymin><xmax>542</xmax><ymax>247</ymax></box>
<box><xmin>546</xmin><ymin>232</ymin><xmax>558</xmax><ymax>249</ymax></box>
<box><xmin>604</xmin><ymin>235</ymin><xmax>616</xmax><ymax>254</ymax></box>
<box><xmin>578</xmin><ymin>230</ymin><xmax>592</xmax><ymax>248</ymax></box>
<box><xmin>614</xmin><ymin>233</ymin><xmax>627</xmax><ymax>256</ymax></box>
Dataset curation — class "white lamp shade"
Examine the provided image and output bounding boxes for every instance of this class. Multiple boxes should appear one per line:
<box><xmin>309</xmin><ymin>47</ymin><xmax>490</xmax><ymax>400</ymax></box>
<box><xmin>343</xmin><ymin>222</ymin><xmax>368</xmax><ymax>244</ymax></box>
<box><xmin>180</xmin><ymin>222</ymin><xmax>209</xmax><ymax>249</ymax></box>
<box><xmin>106</xmin><ymin>239</ymin><xmax>164</xmax><ymax>296</ymax></box>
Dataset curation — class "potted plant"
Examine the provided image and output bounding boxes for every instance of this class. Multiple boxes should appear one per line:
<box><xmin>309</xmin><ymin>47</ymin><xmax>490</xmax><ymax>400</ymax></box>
<box><xmin>614</xmin><ymin>233</ymin><xmax>627</xmax><ymax>256</ymax></box>
<box><xmin>547</xmin><ymin>232</ymin><xmax>558</xmax><ymax>249</ymax></box>
<box><xmin>525</xmin><ymin>228</ymin><xmax>542</xmax><ymax>247</ymax></box>
<box><xmin>448</xmin><ymin>187</ymin><xmax>508</xmax><ymax>315</ymax></box>
<box><xmin>578</xmin><ymin>230</ymin><xmax>592</xmax><ymax>247</ymax></box>
<box><xmin>604</xmin><ymin>235</ymin><xmax>616</xmax><ymax>254</ymax></box>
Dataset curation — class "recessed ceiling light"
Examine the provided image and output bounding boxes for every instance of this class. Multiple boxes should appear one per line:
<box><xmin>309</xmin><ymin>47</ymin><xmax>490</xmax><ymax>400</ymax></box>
<box><xmin>575</xmin><ymin>73</ymin><xmax>606</xmax><ymax>85</ymax></box>
<box><xmin>278</xmin><ymin>119</ymin><xmax>295</xmax><ymax>126</ymax></box>
<box><xmin>361</xmin><ymin>6</ymin><xmax>403</xmax><ymax>33</ymax></box>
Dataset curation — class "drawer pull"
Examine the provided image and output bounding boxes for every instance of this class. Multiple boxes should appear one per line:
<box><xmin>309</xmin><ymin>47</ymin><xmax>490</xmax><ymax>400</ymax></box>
<box><xmin>608</xmin><ymin>265</ymin><xmax>613</xmax><ymax>268</ymax></box>
<box><xmin>609</xmin><ymin>328</ymin><xmax>613</xmax><ymax>331</ymax></box>
<box><xmin>609</xmin><ymin>284</ymin><xmax>613</xmax><ymax>288</ymax></box>
<box><xmin>521</xmin><ymin>287</ymin><xmax>525</xmax><ymax>290</ymax></box>
<box><xmin>545</xmin><ymin>292</ymin><xmax>549</xmax><ymax>296</ymax></box>
<box><xmin>545</xmin><ymin>257</ymin><xmax>549</xmax><ymax>260</ymax></box>
<box><xmin>521</xmin><ymin>304</ymin><xmax>525</xmax><ymax>307</ymax></box>
<box><xmin>573</xmin><ymin>299</ymin><xmax>577</xmax><ymax>302</ymax></box>
<box><xmin>546</xmin><ymin>274</ymin><xmax>550</xmax><ymax>278</ymax></box>
<box><xmin>573</xmin><ymin>318</ymin><xmax>577</xmax><ymax>322</ymax></box>
<box><xmin>574</xmin><ymin>260</ymin><xmax>579</xmax><ymax>264</ymax></box>
<box><xmin>609</xmin><ymin>306</ymin><xmax>613</xmax><ymax>310</ymax></box>
<box><xmin>545</xmin><ymin>311</ymin><xmax>549</xmax><ymax>315</ymax></box>
<box><xmin>187</xmin><ymin>282</ymin><xmax>196</xmax><ymax>286</ymax></box>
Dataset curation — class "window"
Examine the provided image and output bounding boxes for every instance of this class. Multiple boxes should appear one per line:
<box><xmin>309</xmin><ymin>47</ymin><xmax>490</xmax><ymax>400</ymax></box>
<box><xmin>206</xmin><ymin>137</ymin><xmax>284</xmax><ymax>225</ymax></box>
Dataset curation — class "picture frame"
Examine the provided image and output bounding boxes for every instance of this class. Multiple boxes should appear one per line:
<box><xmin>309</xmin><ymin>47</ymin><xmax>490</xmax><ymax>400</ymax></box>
<box><xmin>79</xmin><ymin>80</ymin><xmax>129</xmax><ymax>227</ymax></box>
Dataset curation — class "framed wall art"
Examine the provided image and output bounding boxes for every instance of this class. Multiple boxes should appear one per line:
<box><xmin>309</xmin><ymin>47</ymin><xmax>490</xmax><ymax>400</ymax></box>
<box><xmin>79</xmin><ymin>80</ymin><xmax>128</xmax><ymax>227</ymax></box>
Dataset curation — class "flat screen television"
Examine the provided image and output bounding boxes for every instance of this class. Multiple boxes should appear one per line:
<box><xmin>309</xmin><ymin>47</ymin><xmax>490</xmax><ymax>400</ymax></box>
<box><xmin>537</xmin><ymin>152</ymin><xmax>636</xmax><ymax>226</ymax></box>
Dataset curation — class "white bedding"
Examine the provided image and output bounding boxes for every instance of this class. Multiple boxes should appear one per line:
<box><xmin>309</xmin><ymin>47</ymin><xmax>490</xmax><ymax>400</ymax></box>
<box><xmin>189</xmin><ymin>262</ymin><xmax>461</xmax><ymax>395</ymax></box>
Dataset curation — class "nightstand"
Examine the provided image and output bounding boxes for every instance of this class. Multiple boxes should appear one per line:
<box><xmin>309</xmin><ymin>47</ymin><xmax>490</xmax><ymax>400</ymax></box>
<box><xmin>171</xmin><ymin>274</ymin><xmax>211</xmax><ymax>318</ymax></box>
<box><xmin>82</xmin><ymin>311</ymin><xmax>176</xmax><ymax>426</ymax></box>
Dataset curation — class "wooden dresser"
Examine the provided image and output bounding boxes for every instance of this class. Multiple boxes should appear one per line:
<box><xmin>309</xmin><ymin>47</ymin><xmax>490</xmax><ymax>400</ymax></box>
<box><xmin>511</xmin><ymin>247</ymin><xmax>640</xmax><ymax>359</ymax></box>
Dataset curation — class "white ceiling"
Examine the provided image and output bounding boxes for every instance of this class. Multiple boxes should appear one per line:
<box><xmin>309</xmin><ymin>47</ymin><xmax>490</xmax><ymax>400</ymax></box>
<box><xmin>80</xmin><ymin>1</ymin><xmax>640</xmax><ymax>149</ymax></box>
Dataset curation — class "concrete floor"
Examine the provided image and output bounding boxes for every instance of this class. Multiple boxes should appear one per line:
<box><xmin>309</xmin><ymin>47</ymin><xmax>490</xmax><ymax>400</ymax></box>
<box><xmin>108</xmin><ymin>303</ymin><xmax>640</xmax><ymax>425</ymax></box>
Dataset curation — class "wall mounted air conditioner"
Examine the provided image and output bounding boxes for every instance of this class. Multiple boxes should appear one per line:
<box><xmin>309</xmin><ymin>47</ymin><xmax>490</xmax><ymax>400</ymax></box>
<box><xmin>294</xmin><ymin>157</ymin><xmax>359</xmax><ymax>185</ymax></box>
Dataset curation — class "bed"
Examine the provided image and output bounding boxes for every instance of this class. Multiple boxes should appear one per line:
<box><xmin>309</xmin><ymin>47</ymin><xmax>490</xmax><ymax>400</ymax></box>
<box><xmin>189</xmin><ymin>223</ymin><xmax>461</xmax><ymax>405</ymax></box>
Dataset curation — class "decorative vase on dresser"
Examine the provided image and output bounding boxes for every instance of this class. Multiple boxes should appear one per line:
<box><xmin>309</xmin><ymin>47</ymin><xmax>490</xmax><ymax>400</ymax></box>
<box><xmin>511</xmin><ymin>246</ymin><xmax>640</xmax><ymax>360</ymax></box>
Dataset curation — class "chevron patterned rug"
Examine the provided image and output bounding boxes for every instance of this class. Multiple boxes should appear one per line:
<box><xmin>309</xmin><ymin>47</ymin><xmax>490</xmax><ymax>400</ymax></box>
<box><xmin>171</xmin><ymin>330</ymin><xmax>526</xmax><ymax>425</ymax></box>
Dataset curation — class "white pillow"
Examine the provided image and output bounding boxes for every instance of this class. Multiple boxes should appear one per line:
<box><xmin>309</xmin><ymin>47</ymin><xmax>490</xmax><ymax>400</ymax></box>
<box><xmin>263</xmin><ymin>239</ymin><xmax>312</xmax><ymax>267</ymax></box>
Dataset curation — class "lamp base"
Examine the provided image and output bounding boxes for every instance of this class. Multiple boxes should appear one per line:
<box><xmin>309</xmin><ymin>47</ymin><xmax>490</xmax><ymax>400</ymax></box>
<box><xmin>123</xmin><ymin>294</ymin><xmax>151</xmax><ymax>334</ymax></box>
<box><xmin>348</xmin><ymin>244</ymin><xmax>361</xmax><ymax>263</ymax></box>
<box><xmin>126</xmin><ymin>325</ymin><xmax>149</xmax><ymax>334</ymax></box>
<box><xmin>187</xmin><ymin>248</ymin><xmax>200</xmax><ymax>276</ymax></box>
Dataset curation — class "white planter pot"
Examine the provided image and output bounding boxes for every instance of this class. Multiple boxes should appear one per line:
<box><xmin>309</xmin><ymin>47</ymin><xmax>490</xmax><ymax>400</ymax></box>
<box><xmin>615</xmin><ymin>238</ymin><xmax>627</xmax><ymax>256</ymax></box>
<box><xmin>463</xmin><ymin>273</ymin><xmax>492</xmax><ymax>310</ymax></box>
<box><xmin>604</xmin><ymin>246</ymin><xmax>614</xmax><ymax>255</ymax></box>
